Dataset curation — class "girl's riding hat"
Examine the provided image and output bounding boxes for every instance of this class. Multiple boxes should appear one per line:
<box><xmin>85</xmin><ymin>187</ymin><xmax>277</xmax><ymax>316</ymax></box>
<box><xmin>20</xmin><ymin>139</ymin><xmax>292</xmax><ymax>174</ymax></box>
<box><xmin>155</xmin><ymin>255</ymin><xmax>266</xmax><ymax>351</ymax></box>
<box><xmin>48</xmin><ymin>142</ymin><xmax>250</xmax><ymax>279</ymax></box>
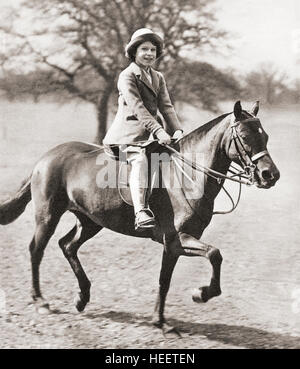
<box><xmin>125</xmin><ymin>28</ymin><xmax>164</xmax><ymax>60</ymax></box>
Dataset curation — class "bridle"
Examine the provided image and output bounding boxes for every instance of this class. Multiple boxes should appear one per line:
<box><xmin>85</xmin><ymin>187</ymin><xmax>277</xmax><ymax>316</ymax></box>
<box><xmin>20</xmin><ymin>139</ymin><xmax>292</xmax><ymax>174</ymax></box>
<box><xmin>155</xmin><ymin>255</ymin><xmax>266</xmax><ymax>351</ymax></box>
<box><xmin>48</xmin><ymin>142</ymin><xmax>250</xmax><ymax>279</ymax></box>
<box><xmin>228</xmin><ymin>114</ymin><xmax>269</xmax><ymax>186</ymax></box>
<box><xmin>165</xmin><ymin>113</ymin><xmax>270</xmax><ymax>214</ymax></box>
<box><xmin>166</xmin><ymin>114</ymin><xmax>269</xmax><ymax>187</ymax></box>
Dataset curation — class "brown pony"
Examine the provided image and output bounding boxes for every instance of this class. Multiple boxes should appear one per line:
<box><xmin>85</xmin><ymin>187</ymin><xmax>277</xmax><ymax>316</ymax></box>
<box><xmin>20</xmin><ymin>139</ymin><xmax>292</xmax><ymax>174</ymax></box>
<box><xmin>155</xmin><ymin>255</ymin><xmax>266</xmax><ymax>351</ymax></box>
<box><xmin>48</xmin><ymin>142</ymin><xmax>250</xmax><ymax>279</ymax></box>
<box><xmin>0</xmin><ymin>101</ymin><xmax>280</xmax><ymax>333</ymax></box>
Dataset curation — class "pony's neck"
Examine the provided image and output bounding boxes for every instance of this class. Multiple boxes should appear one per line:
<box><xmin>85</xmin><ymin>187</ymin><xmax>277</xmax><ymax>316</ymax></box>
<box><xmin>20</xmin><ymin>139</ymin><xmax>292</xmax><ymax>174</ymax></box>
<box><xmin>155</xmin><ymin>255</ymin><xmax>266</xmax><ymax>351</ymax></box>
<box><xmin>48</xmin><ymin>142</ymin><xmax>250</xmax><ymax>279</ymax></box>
<box><xmin>179</xmin><ymin>113</ymin><xmax>232</xmax><ymax>173</ymax></box>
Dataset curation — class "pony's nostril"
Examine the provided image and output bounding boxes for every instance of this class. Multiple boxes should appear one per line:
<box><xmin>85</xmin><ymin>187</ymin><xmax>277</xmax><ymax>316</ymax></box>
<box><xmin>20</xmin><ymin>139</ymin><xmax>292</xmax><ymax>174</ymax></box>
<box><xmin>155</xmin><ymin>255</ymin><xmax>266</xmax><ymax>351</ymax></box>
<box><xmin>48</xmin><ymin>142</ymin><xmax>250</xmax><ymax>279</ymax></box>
<box><xmin>261</xmin><ymin>169</ymin><xmax>272</xmax><ymax>180</ymax></box>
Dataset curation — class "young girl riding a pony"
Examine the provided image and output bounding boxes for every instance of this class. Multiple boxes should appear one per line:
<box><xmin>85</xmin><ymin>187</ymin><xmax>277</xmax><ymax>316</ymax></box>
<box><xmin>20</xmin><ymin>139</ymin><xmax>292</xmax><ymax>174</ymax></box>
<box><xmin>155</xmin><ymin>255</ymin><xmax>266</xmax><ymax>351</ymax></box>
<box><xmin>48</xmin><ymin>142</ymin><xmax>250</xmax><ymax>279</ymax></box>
<box><xmin>103</xmin><ymin>28</ymin><xmax>183</xmax><ymax>231</ymax></box>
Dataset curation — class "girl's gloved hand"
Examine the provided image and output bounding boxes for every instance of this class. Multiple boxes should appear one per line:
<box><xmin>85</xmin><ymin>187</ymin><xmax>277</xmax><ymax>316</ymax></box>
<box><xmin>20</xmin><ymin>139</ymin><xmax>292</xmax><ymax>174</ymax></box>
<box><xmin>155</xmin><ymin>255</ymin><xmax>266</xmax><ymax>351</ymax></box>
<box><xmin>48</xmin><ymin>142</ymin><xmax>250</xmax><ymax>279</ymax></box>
<box><xmin>172</xmin><ymin>130</ymin><xmax>184</xmax><ymax>142</ymax></box>
<box><xmin>156</xmin><ymin>129</ymin><xmax>172</xmax><ymax>145</ymax></box>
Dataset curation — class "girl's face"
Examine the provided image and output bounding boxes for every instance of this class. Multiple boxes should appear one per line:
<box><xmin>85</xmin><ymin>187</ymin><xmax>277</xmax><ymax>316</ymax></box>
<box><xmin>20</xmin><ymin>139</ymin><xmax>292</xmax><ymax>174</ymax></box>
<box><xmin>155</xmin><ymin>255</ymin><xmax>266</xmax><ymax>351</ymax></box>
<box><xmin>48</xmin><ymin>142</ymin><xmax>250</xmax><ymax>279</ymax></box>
<box><xmin>135</xmin><ymin>41</ymin><xmax>157</xmax><ymax>68</ymax></box>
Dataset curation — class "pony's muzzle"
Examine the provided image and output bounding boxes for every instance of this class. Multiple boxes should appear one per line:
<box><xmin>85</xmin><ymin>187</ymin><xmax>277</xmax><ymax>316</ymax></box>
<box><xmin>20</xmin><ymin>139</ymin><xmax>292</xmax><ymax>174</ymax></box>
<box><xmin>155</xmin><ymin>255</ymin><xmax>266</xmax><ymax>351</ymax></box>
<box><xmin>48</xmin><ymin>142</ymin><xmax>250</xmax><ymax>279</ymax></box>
<box><xmin>256</xmin><ymin>164</ymin><xmax>280</xmax><ymax>188</ymax></box>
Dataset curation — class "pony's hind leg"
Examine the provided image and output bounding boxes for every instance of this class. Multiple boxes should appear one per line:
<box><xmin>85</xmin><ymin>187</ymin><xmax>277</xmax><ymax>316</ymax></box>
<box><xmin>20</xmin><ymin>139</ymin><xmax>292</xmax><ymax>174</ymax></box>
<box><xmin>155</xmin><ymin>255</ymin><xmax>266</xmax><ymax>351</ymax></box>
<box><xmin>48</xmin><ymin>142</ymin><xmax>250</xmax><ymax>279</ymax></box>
<box><xmin>58</xmin><ymin>212</ymin><xmax>102</xmax><ymax>312</ymax></box>
<box><xmin>153</xmin><ymin>249</ymin><xmax>179</xmax><ymax>334</ymax></box>
<box><xmin>30</xmin><ymin>211</ymin><xmax>62</xmax><ymax>314</ymax></box>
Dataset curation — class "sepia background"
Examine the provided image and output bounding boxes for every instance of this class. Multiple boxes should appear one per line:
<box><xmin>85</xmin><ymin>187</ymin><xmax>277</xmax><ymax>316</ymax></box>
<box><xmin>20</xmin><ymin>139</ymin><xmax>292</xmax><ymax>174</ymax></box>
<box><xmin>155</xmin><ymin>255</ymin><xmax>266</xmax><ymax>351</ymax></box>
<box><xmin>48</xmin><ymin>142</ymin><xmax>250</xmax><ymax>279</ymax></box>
<box><xmin>0</xmin><ymin>0</ymin><xmax>299</xmax><ymax>349</ymax></box>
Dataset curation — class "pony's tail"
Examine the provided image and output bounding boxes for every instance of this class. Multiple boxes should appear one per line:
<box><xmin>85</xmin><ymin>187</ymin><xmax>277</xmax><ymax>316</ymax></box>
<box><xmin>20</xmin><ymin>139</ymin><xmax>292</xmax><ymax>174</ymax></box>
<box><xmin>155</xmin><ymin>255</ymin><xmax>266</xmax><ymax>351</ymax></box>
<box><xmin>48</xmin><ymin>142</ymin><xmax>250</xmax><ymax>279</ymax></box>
<box><xmin>0</xmin><ymin>176</ymin><xmax>32</xmax><ymax>225</ymax></box>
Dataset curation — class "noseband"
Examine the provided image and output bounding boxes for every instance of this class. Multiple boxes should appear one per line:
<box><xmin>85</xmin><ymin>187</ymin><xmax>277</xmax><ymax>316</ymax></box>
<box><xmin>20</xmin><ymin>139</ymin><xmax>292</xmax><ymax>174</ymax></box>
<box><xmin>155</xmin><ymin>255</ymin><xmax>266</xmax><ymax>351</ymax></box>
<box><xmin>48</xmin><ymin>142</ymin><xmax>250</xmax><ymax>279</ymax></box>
<box><xmin>229</xmin><ymin>115</ymin><xmax>269</xmax><ymax>182</ymax></box>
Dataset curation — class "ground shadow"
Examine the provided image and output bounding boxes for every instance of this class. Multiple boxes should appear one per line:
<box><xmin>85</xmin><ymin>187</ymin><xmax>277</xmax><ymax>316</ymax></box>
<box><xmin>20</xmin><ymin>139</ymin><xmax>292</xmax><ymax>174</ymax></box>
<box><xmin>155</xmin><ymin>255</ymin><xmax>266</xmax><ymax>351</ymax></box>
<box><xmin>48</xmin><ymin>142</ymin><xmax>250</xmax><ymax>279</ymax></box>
<box><xmin>85</xmin><ymin>310</ymin><xmax>300</xmax><ymax>349</ymax></box>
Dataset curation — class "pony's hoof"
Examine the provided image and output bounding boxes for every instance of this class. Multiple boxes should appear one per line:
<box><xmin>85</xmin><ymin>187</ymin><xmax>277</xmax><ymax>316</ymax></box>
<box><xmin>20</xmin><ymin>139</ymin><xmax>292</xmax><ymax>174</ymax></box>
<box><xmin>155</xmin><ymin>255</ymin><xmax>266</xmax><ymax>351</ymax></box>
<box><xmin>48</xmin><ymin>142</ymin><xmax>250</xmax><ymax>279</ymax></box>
<box><xmin>152</xmin><ymin>319</ymin><xmax>181</xmax><ymax>337</ymax></box>
<box><xmin>162</xmin><ymin>323</ymin><xmax>181</xmax><ymax>338</ymax></box>
<box><xmin>152</xmin><ymin>319</ymin><xmax>163</xmax><ymax>329</ymax></box>
<box><xmin>192</xmin><ymin>287</ymin><xmax>209</xmax><ymax>303</ymax></box>
<box><xmin>74</xmin><ymin>293</ymin><xmax>87</xmax><ymax>312</ymax></box>
<box><xmin>35</xmin><ymin>302</ymin><xmax>51</xmax><ymax>315</ymax></box>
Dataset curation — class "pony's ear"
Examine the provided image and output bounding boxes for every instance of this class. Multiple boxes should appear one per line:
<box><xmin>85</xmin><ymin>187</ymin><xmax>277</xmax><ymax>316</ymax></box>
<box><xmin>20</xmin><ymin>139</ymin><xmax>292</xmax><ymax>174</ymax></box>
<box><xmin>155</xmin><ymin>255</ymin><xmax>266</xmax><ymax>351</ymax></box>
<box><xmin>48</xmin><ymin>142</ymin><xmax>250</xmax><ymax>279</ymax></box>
<box><xmin>233</xmin><ymin>100</ymin><xmax>242</xmax><ymax>120</ymax></box>
<box><xmin>251</xmin><ymin>101</ymin><xmax>260</xmax><ymax>116</ymax></box>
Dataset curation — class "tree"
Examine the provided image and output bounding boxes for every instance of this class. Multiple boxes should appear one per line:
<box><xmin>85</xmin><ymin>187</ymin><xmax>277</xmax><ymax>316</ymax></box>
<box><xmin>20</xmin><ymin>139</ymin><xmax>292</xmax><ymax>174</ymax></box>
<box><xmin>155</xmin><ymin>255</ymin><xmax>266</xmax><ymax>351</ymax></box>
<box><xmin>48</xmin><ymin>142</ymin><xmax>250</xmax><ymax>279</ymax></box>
<box><xmin>0</xmin><ymin>70</ymin><xmax>67</xmax><ymax>102</ymax></box>
<box><xmin>242</xmin><ymin>63</ymin><xmax>287</xmax><ymax>105</ymax></box>
<box><xmin>166</xmin><ymin>59</ymin><xmax>241</xmax><ymax>112</ymax></box>
<box><xmin>0</xmin><ymin>0</ymin><xmax>226</xmax><ymax>142</ymax></box>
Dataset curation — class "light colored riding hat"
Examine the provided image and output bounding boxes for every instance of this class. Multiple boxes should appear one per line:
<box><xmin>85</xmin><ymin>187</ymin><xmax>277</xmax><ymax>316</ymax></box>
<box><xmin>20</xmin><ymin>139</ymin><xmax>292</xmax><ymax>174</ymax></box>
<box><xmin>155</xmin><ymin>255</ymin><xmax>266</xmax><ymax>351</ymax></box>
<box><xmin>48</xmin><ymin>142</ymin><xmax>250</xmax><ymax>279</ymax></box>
<box><xmin>125</xmin><ymin>28</ymin><xmax>164</xmax><ymax>59</ymax></box>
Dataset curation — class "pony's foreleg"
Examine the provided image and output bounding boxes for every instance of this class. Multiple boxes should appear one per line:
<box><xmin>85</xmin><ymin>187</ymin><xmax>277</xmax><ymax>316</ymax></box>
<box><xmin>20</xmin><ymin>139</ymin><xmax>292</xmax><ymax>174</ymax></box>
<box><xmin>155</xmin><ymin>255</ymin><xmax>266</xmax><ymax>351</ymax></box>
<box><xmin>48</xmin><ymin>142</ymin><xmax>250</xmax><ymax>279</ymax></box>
<box><xmin>59</xmin><ymin>215</ymin><xmax>102</xmax><ymax>312</ymax></box>
<box><xmin>153</xmin><ymin>249</ymin><xmax>179</xmax><ymax>333</ymax></box>
<box><xmin>179</xmin><ymin>233</ymin><xmax>223</xmax><ymax>303</ymax></box>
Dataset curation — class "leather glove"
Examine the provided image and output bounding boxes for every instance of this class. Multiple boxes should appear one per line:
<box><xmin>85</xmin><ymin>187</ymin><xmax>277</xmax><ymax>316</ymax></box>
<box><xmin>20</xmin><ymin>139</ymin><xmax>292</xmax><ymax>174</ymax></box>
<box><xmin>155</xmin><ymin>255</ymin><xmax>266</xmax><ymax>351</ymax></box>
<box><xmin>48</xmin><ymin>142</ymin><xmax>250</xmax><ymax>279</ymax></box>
<box><xmin>156</xmin><ymin>128</ymin><xmax>172</xmax><ymax>145</ymax></box>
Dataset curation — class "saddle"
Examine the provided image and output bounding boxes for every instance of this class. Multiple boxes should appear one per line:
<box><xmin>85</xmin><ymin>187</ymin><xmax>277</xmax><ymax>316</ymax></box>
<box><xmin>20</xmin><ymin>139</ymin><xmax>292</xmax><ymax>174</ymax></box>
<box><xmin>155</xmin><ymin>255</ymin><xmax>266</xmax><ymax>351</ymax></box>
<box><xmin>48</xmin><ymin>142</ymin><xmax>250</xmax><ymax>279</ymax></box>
<box><xmin>104</xmin><ymin>141</ymin><xmax>172</xmax><ymax>206</ymax></box>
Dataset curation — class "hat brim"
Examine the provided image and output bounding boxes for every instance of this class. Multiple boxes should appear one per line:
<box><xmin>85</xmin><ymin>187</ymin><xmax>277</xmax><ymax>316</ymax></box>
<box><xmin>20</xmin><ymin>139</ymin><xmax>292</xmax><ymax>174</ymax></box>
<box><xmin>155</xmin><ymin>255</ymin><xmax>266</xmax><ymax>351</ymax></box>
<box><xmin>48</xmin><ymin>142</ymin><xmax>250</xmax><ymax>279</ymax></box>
<box><xmin>125</xmin><ymin>33</ymin><xmax>164</xmax><ymax>59</ymax></box>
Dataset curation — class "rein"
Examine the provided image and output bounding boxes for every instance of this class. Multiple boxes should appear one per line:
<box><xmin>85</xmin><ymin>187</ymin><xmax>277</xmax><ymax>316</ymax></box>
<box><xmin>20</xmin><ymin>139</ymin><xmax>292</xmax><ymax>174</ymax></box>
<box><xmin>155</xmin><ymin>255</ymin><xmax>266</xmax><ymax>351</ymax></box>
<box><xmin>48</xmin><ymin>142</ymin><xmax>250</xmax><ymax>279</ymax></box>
<box><xmin>166</xmin><ymin>144</ymin><xmax>253</xmax><ymax>186</ymax></box>
<box><xmin>165</xmin><ymin>144</ymin><xmax>245</xmax><ymax>215</ymax></box>
<box><xmin>164</xmin><ymin>115</ymin><xmax>269</xmax><ymax>215</ymax></box>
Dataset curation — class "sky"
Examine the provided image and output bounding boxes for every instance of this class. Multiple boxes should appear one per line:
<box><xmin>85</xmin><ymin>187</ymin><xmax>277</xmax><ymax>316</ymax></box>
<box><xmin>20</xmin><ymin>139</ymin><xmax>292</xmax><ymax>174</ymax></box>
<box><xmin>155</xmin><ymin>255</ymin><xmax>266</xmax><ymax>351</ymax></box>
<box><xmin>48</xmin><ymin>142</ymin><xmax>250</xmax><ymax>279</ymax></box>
<box><xmin>0</xmin><ymin>0</ymin><xmax>299</xmax><ymax>79</ymax></box>
<box><xmin>209</xmin><ymin>0</ymin><xmax>300</xmax><ymax>79</ymax></box>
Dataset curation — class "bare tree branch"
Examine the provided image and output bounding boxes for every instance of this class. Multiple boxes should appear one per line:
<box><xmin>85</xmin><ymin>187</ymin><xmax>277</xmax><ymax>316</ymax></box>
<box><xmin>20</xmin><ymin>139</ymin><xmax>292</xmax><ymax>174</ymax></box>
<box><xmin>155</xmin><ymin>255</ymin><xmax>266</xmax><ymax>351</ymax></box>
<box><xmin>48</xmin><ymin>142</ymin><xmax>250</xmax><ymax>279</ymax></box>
<box><xmin>0</xmin><ymin>0</ymin><xmax>227</xmax><ymax>142</ymax></box>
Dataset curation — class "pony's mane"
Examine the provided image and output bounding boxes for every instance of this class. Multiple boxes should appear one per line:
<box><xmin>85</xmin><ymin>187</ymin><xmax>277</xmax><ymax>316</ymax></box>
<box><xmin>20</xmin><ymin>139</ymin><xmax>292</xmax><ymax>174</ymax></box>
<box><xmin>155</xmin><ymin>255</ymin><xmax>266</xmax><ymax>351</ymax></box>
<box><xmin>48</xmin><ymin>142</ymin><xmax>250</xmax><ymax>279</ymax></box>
<box><xmin>181</xmin><ymin>109</ymin><xmax>255</xmax><ymax>143</ymax></box>
<box><xmin>181</xmin><ymin>112</ymin><xmax>232</xmax><ymax>142</ymax></box>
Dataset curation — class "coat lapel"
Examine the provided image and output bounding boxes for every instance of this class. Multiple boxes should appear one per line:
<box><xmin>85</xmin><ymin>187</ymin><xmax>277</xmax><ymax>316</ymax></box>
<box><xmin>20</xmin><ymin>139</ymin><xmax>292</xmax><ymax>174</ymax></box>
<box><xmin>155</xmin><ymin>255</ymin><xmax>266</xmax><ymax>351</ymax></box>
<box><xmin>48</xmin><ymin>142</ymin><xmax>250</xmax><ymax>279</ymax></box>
<box><xmin>130</xmin><ymin>62</ymin><xmax>158</xmax><ymax>96</ymax></box>
<box><xmin>150</xmin><ymin>69</ymin><xmax>160</xmax><ymax>95</ymax></box>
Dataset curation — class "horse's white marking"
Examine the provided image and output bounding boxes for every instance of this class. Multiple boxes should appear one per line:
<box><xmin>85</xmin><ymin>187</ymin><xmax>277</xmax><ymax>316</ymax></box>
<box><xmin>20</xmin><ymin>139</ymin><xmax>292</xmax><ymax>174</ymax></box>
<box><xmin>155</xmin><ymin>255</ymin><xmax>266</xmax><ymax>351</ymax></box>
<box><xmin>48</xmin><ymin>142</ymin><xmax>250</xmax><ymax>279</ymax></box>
<box><xmin>258</xmin><ymin>128</ymin><xmax>263</xmax><ymax>134</ymax></box>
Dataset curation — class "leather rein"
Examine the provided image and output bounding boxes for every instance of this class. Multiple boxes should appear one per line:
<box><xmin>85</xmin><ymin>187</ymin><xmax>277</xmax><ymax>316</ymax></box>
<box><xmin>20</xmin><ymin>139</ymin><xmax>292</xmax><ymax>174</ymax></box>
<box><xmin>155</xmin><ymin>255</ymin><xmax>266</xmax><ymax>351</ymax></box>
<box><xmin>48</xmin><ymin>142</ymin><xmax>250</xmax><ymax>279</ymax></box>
<box><xmin>165</xmin><ymin>115</ymin><xmax>269</xmax><ymax>215</ymax></box>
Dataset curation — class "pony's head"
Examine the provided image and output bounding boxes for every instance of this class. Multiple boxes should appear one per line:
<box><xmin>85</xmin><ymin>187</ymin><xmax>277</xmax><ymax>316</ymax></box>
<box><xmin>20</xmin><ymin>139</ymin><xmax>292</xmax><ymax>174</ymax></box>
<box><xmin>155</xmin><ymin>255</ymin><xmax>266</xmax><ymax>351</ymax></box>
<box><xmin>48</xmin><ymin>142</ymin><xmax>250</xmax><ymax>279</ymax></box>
<box><xmin>226</xmin><ymin>101</ymin><xmax>280</xmax><ymax>188</ymax></box>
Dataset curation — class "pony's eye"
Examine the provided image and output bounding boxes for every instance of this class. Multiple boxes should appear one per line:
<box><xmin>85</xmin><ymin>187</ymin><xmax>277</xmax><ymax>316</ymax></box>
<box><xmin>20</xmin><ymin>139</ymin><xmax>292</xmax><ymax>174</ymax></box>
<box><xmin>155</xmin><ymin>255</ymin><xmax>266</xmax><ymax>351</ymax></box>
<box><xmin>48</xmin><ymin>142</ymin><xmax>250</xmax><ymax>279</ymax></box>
<box><xmin>258</xmin><ymin>128</ymin><xmax>263</xmax><ymax>134</ymax></box>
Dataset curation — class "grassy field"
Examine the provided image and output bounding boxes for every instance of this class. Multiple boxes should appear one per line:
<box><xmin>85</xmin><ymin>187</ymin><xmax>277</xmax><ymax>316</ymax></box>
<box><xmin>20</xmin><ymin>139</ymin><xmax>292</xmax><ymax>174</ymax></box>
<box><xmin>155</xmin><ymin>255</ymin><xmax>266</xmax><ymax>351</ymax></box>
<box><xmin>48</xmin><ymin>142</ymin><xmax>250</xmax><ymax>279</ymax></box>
<box><xmin>0</xmin><ymin>99</ymin><xmax>300</xmax><ymax>348</ymax></box>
